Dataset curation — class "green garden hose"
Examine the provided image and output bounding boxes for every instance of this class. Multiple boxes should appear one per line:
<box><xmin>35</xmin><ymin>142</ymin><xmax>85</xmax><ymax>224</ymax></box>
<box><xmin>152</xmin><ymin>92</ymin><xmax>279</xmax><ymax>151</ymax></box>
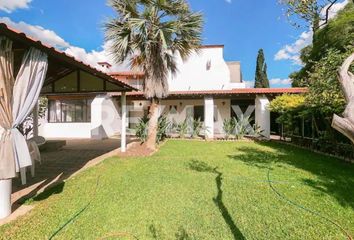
<box><xmin>48</xmin><ymin>176</ymin><xmax>101</xmax><ymax>240</ymax></box>
<box><xmin>48</xmin><ymin>176</ymin><xmax>139</xmax><ymax>240</ymax></box>
<box><xmin>267</xmin><ymin>170</ymin><xmax>353</xmax><ymax>240</ymax></box>
<box><xmin>48</xmin><ymin>170</ymin><xmax>352</xmax><ymax>240</ymax></box>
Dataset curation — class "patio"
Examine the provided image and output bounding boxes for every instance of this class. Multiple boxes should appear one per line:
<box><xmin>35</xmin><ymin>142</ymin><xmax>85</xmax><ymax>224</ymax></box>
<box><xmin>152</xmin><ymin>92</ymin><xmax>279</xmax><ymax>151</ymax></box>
<box><xmin>10</xmin><ymin>138</ymin><xmax>133</xmax><ymax>206</ymax></box>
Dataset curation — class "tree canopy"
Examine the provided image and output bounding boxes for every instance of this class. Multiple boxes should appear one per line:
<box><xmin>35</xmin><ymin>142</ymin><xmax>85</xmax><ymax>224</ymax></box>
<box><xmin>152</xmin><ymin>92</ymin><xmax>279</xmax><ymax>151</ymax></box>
<box><xmin>291</xmin><ymin>2</ymin><xmax>354</xmax><ymax>87</ymax></box>
<box><xmin>105</xmin><ymin>0</ymin><xmax>203</xmax><ymax>99</ymax></box>
<box><xmin>279</xmin><ymin>0</ymin><xmax>343</xmax><ymax>32</ymax></box>
<box><xmin>271</xmin><ymin>2</ymin><xmax>354</xmax><ymax>145</ymax></box>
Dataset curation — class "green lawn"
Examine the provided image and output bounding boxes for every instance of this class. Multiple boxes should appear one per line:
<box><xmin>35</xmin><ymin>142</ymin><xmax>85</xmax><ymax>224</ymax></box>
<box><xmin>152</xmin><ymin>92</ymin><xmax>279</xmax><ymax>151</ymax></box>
<box><xmin>1</xmin><ymin>140</ymin><xmax>353</xmax><ymax>239</ymax></box>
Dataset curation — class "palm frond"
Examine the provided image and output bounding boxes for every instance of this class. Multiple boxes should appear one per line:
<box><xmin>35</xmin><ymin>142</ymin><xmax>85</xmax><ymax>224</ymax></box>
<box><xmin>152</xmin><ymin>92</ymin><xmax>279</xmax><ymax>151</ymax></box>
<box><xmin>104</xmin><ymin>0</ymin><xmax>203</xmax><ymax>99</ymax></box>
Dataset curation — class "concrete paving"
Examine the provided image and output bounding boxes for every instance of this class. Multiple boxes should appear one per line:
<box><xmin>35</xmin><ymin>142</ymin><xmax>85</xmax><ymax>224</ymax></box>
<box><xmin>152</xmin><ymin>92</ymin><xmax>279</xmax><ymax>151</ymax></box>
<box><xmin>11</xmin><ymin>138</ymin><xmax>128</xmax><ymax>204</ymax></box>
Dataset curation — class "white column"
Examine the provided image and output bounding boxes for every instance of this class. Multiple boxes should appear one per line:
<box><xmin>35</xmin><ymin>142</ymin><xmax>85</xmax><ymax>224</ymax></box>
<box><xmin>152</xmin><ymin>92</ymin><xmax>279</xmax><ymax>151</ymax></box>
<box><xmin>121</xmin><ymin>92</ymin><xmax>127</xmax><ymax>152</ymax></box>
<box><xmin>204</xmin><ymin>96</ymin><xmax>214</xmax><ymax>140</ymax></box>
<box><xmin>255</xmin><ymin>95</ymin><xmax>270</xmax><ymax>138</ymax></box>
<box><xmin>32</xmin><ymin>101</ymin><xmax>39</xmax><ymax>137</ymax></box>
<box><xmin>0</xmin><ymin>179</ymin><xmax>12</xmax><ymax>219</ymax></box>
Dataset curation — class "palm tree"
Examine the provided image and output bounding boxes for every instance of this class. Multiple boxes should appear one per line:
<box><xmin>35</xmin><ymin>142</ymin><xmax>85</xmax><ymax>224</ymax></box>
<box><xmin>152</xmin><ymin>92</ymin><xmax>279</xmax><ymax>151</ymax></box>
<box><xmin>105</xmin><ymin>0</ymin><xmax>203</xmax><ymax>150</ymax></box>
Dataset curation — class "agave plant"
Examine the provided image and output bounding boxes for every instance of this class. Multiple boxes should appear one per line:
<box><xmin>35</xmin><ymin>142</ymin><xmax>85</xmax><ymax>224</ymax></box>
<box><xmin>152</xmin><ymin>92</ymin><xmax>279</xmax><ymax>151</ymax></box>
<box><xmin>135</xmin><ymin>115</ymin><xmax>170</xmax><ymax>143</ymax></box>
<box><xmin>191</xmin><ymin>118</ymin><xmax>204</xmax><ymax>138</ymax></box>
<box><xmin>157</xmin><ymin>115</ymin><xmax>171</xmax><ymax>143</ymax></box>
<box><xmin>234</xmin><ymin>115</ymin><xmax>253</xmax><ymax>140</ymax></box>
<box><xmin>135</xmin><ymin>115</ymin><xmax>149</xmax><ymax>143</ymax></box>
<box><xmin>223</xmin><ymin>118</ymin><xmax>236</xmax><ymax>139</ymax></box>
<box><xmin>253</xmin><ymin>124</ymin><xmax>265</xmax><ymax>139</ymax></box>
<box><xmin>177</xmin><ymin>118</ymin><xmax>190</xmax><ymax>139</ymax></box>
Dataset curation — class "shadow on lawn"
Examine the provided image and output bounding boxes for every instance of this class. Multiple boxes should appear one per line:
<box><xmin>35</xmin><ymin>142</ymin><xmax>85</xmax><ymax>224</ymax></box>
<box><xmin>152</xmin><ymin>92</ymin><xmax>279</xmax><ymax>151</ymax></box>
<box><xmin>188</xmin><ymin>160</ymin><xmax>246</xmax><ymax>240</ymax></box>
<box><xmin>148</xmin><ymin>224</ymin><xmax>196</xmax><ymax>240</ymax></box>
<box><xmin>228</xmin><ymin>141</ymin><xmax>354</xmax><ymax>210</ymax></box>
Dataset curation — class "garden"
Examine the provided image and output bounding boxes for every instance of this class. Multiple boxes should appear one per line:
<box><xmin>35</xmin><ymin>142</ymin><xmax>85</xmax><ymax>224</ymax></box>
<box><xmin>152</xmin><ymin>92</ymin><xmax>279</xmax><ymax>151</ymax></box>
<box><xmin>0</xmin><ymin>140</ymin><xmax>353</xmax><ymax>239</ymax></box>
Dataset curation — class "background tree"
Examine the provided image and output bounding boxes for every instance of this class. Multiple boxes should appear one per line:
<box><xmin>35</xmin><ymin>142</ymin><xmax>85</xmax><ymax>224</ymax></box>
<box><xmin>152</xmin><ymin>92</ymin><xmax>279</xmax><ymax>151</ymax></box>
<box><xmin>271</xmin><ymin>3</ymin><xmax>354</xmax><ymax>151</ymax></box>
<box><xmin>290</xmin><ymin>2</ymin><xmax>353</xmax><ymax>87</ymax></box>
<box><xmin>254</xmin><ymin>49</ymin><xmax>270</xmax><ymax>88</ymax></box>
<box><xmin>280</xmin><ymin>0</ymin><xmax>340</xmax><ymax>34</ymax></box>
<box><xmin>105</xmin><ymin>0</ymin><xmax>203</xmax><ymax>150</ymax></box>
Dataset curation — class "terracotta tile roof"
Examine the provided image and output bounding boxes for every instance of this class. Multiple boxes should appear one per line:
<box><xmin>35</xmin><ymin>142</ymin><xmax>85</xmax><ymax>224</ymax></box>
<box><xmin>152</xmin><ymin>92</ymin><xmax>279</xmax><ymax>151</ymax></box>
<box><xmin>126</xmin><ymin>88</ymin><xmax>308</xmax><ymax>97</ymax></box>
<box><xmin>0</xmin><ymin>23</ymin><xmax>136</xmax><ymax>91</ymax></box>
<box><xmin>199</xmin><ymin>45</ymin><xmax>224</xmax><ymax>49</ymax></box>
<box><xmin>110</xmin><ymin>71</ymin><xmax>145</xmax><ymax>77</ymax></box>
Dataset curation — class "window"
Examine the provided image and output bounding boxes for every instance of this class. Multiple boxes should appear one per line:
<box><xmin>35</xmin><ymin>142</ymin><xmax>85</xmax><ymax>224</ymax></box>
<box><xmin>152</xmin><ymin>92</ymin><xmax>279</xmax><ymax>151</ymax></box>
<box><xmin>193</xmin><ymin>106</ymin><xmax>217</xmax><ymax>122</ymax></box>
<box><xmin>80</xmin><ymin>70</ymin><xmax>104</xmax><ymax>92</ymax></box>
<box><xmin>194</xmin><ymin>106</ymin><xmax>204</xmax><ymax>122</ymax></box>
<box><xmin>54</xmin><ymin>71</ymin><xmax>78</xmax><ymax>92</ymax></box>
<box><xmin>48</xmin><ymin>99</ymin><xmax>92</xmax><ymax>123</ymax></box>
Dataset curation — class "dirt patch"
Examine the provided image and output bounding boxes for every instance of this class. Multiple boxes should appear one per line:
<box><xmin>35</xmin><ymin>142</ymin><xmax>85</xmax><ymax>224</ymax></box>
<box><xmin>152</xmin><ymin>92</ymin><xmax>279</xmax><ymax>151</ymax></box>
<box><xmin>116</xmin><ymin>142</ymin><xmax>155</xmax><ymax>157</ymax></box>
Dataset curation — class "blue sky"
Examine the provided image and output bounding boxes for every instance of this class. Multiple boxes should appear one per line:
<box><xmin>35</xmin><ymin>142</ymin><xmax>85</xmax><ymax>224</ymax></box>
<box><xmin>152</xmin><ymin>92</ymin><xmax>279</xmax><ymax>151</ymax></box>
<box><xmin>0</xmin><ymin>0</ymin><xmax>348</xmax><ymax>87</ymax></box>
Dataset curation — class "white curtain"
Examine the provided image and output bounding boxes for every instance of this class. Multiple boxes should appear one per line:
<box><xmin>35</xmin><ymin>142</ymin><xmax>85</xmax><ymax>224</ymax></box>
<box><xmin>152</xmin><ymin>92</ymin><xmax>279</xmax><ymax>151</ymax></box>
<box><xmin>0</xmin><ymin>37</ymin><xmax>48</xmax><ymax>179</ymax></box>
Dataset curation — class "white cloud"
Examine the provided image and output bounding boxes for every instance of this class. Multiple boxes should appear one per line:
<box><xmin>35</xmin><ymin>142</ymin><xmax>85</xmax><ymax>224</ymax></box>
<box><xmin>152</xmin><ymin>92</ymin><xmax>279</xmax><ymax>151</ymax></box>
<box><xmin>0</xmin><ymin>0</ymin><xmax>32</xmax><ymax>13</ymax></box>
<box><xmin>0</xmin><ymin>17</ymin><xmax>130</xmax><ymax>72</ymax></box>
<box><xmin>0</xmin><ymin>17</ymin><xmax>70</xmax><ymax>49</ymax></box>
<box><xmin>270</xmin><ymin>78</ymin><xmax>292</xmax><ymax>86</ymax></box>
<box><xmin>65</xmin><ymin>42</ymin><xmax>131</xmax><ymax>72</ymax></box>
<box><xmin>274</xmin><ymin>30</ymin><xmax>313</xmax><ymax>65</ymax></box>
<box><xmin>275</xmin><ymin>0</ymin><xmax>349</xmax><ymax>65</ymax></box>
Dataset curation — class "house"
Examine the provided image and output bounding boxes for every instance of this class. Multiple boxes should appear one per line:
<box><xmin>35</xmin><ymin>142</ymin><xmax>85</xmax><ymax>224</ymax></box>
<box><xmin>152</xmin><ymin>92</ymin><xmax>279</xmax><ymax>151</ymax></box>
<box><xmin>0</xmin><ymin>22</ymin><xmax>306</xmax><ymax>219</ymax></box>
<box><xmin>38</xmin><ymin>44</ymin><xmax>306</xmax><ymax>140</ymax></box>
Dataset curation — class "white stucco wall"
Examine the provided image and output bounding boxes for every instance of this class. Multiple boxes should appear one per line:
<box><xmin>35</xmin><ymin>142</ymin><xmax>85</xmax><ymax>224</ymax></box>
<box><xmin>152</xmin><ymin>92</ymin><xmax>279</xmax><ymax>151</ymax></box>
<box><xmin>39</xmin><ymin>95</ymin><xmax>121</xmax><ymax>139</ymax></box>
<box><xmin>168</xmin><ymin>47</ymin><xmax>245</xmax><ymax>91</ymax></box>
<box><xmin>91</xmin><ymin>96</ymin><xmax>121</xmax><ymax>139</ymax></box>
<box><xmin>255</xmin><ymin>95</ymin><xmax>270</xmax><ymax>138</ymax></box>
<box><xmin>127</xmin><ymin>98</ymin><xmax>231</xmax><ymax>134</ymax></box>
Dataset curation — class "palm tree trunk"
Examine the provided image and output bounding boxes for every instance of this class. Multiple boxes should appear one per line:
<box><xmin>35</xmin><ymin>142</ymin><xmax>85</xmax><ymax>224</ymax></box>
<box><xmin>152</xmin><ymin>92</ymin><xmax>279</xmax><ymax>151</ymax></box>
<box><xmin>145</xmin><ymin>98</ymin><xmax>159</xmax><ymax>150</ymax></box>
